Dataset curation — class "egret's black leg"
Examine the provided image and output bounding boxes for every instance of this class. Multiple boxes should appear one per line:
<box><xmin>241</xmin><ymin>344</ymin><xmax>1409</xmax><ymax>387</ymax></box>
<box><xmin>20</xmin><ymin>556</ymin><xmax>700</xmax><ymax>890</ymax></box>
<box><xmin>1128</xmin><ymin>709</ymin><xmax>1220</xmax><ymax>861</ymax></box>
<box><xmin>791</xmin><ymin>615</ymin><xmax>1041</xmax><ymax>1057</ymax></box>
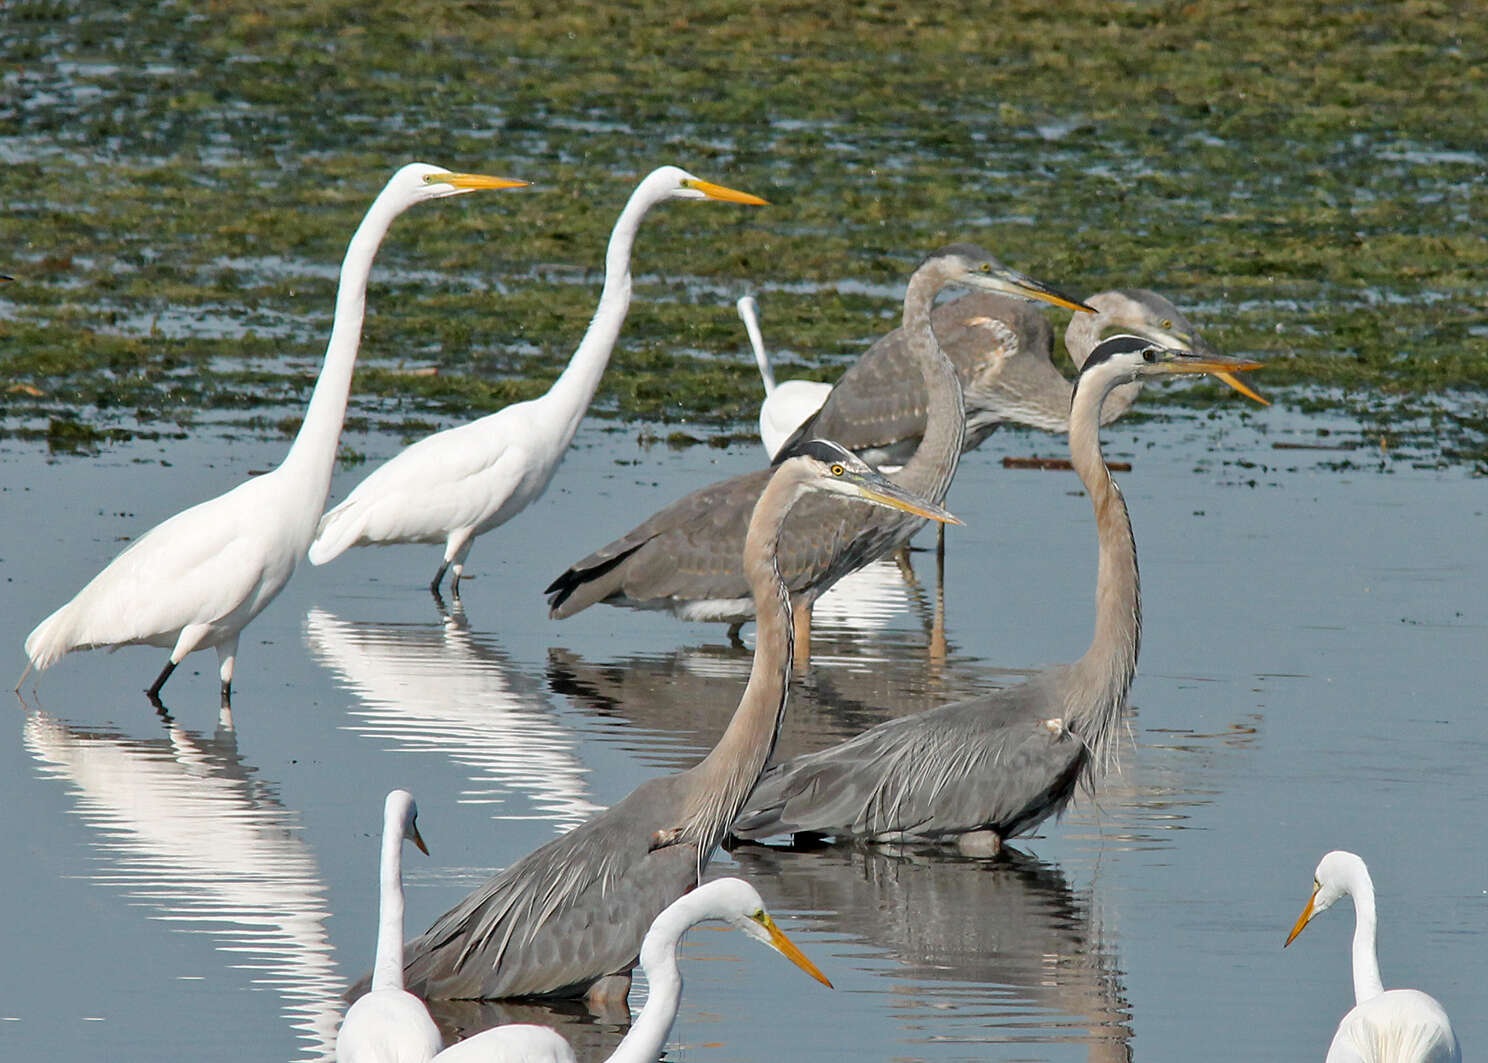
<box><xmin>146</xmin><ymin>659</ymin><xmax>177</xmax><ymax>703</ymax></box>
<box><xmin>430</xmin><ymin>561</ymin><xmax>448</xmax><ymax>595</ymax></box>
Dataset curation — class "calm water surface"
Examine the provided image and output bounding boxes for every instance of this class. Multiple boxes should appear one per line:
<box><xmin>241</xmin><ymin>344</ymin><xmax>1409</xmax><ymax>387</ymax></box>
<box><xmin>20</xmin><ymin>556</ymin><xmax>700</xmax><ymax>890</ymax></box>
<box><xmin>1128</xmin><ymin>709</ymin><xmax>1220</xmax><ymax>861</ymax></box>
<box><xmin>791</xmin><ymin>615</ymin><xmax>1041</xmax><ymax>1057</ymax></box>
<box><xmin>1</xmin><ymin>405</ymin><xmax>1483</xmax><ymax>1062</ymax></box>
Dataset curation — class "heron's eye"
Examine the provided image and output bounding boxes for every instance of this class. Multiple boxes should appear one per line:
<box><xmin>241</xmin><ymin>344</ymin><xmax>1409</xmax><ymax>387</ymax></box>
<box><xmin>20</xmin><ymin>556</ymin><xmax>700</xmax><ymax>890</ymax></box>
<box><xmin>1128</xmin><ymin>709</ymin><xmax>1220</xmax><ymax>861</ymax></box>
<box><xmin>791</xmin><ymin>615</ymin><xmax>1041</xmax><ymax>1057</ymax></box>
<box><xmin>979</xmin><ymin>262</ymin><xmax>992</xmax><ymax>273</ymax></box>
<box><xmin>1161</xmin><ymin>319</ymin><xmax>1172</xmax><ymax>329</ymax></box>
<box><xmin>830</xmin><ymin>463</ymin><xmax>845</xmax><ymax>476</ymax></box>
<box><xmin>1142</xmin><ymin>348</ymin><xmax>1156</xmax><ymax>363</ymax></box>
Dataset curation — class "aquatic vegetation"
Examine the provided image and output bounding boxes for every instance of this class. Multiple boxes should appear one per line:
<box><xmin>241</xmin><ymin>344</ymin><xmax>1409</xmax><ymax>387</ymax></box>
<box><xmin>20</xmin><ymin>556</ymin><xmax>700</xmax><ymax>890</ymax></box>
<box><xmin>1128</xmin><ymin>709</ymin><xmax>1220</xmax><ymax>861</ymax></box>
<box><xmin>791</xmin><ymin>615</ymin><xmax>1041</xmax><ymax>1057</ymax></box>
<box><xmin>2</xmin><ymin>0</ymin><xmax>1484</xmax><ymax>463</ymax></box>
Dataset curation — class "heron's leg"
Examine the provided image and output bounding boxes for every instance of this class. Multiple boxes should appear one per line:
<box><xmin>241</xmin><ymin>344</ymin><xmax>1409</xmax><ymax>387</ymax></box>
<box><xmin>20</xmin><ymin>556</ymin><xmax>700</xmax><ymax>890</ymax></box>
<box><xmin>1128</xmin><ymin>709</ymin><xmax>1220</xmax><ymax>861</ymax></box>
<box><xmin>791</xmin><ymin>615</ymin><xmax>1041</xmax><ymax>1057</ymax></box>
<box><xmin>429</xmin><ymin>560</ymin><xmax>449</xmax><ymax>595</ymax></box>
<box><xmin>892</xmin><ymin>544</ymin><xmax>917</xmax><ymax>583</ymax></box>
<box><xmin>792</xmin><ymin>601</ymin><xmax>812</xmax><ymax>671</ymax></box>
<box><xmin>584</xmin><ymin>971</ymin><xmax>633</xmax><ymax>1012</ymax></box>
<box><xmin>955</xmin><ymin>829</ymin><xmax>1002</xmax><ymax>859</ymax></box>
<box><xmin>936</xmin><ymin>521</ymin><xmax>947</xmax><ymax>566</ymax></box>
<box><xmin>14</xmin><ymin>660</ymin><xmax>34</xmax><ymax>694</ymax></box>
<box><xmin>726</xmin><ymin>620</ymin><xmax>744</xmax><ymax>644</ymax></box>
<box><xmin>149</xmin><ymin>623</ymin><xmax>211</xmax><ymax>703</ymax></box>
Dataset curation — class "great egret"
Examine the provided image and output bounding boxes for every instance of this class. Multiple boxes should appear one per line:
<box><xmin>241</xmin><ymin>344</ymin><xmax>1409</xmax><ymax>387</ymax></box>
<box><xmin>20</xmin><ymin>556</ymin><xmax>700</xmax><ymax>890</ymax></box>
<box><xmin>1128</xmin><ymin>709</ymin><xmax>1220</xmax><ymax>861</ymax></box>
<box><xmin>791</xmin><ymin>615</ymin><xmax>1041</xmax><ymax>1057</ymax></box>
<box><xmin>368</xmin><ymin>441</ymin><xmax>957</xmax><ymax>1003</ymax></box>
<box><xmin>736</xmin><ymin>294</ymin><xmax>831</xmax><ymax>458</ymax></box>
<box><xmin>432</xmin><ymin>877</ymin><xmax>831</xmax><ymax>1063</ymax></box>
<box><xmin>545</xmin><ymin>245</ymin><xmax>1090</xmax><ymax>648</ymax></box>
<box><xmin>770</xmin><ymin>287</ymin><xmax>1265</xmax><ymax>468</ymax></box>
<box><xmin>307</xmin><ymin>167</ymin><xmax>768</xmax><ymax>599</ymax></box>
<box><xmin>1284</xmin><ymin>850</ymin><xmax>1461</xmax><ymax>1063</ymax></box>
<box><xmin>730</xmin><ymin>336</ymin><xmax>1264</xmax><ymax>854</ymax></box>
<box><xmin>337</xmin><ymin>789</ymin><xmax>440</xmax><ymax>1063</ymax></box>
<box><xmin>17</xmin><ymin>164</ymin><xmax>525</xmax><ymax>706</ymax></box>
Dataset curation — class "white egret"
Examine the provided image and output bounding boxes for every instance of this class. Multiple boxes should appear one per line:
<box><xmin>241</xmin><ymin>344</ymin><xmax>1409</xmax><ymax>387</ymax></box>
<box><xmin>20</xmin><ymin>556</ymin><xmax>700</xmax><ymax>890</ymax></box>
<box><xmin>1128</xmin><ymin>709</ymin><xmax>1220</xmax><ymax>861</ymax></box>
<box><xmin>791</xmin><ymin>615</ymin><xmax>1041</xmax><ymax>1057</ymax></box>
<box><xmin>18</xmin><ymin>164</ymin><xmax>525</xmax><ymax>706</ymax></box>
<box><xmin>337</xmin><ymin>789</ymin><xmax>441</xmax><ymax>1063</ymax></box>
<box><xmin>307</xmin><ymin>166</ymin><xmax>769</xmax><ymax>599</ymax></box>
<box><xmin>1285</xmin><ymin>850</ymin><xmax>1461</xmax><ymax>1063</ymax></box>
<box><xmin>736</xmin><ymin>294</ymin><xmax>830</xmax><ymax>459</ymax></box>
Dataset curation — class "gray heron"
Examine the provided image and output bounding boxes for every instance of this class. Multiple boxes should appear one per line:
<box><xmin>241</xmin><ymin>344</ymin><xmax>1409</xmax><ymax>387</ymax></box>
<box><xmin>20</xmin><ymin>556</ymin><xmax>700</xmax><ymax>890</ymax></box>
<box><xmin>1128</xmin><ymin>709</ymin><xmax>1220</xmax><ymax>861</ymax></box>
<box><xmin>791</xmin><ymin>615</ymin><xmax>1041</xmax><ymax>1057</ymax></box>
<box><xmin>364</xmin><ymin>440</ymin><xmax>957</xmax><ymax>1005</ymax></box>
<box><xmin>729</xmin><ymin>334</ymin><xmax>1264</xmax><ymax>854</ymax></box>
<box><xmin>545</xmin><ymin>244</ymin><xmax>1092</xmax><ymax>650</ymax></box>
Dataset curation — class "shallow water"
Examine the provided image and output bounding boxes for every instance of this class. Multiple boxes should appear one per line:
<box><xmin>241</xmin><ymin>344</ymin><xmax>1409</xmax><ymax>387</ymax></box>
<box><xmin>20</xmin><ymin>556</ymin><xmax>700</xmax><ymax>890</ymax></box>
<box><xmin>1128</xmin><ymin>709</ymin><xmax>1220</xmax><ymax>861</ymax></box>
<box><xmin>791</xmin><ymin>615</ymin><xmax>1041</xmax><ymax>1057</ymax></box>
<box><xmin>1</xmin><ymin>401</ymin><xmax>1482</xmax><ymax>1062</ymax></box>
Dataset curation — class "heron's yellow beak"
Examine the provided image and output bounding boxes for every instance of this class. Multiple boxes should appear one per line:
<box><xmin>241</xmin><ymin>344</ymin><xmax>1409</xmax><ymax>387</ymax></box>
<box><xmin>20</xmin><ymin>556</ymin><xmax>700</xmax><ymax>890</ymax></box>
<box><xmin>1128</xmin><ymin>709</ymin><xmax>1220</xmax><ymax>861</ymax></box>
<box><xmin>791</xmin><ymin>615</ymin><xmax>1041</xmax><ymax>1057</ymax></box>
<box><xmin>1284</xmin><ymin>887</ymin><xmax>1318</xmax><ymax>947</ymax></box>
<box><xmin>426</xmin><ymin>172</ymin><xmax>530</xmax><ymax>190</ymax></box>
<box><xmin>1215</xmin><ymin>370</ymin><xmax>1269</xmax><ymax>406</ymax></box>
<box><xmin>756</xmin><ymin>913</ymin><xmax>833</xmax><ymax>988</ymax></box>
<box><xmin>859</xmin><ymin>487</ymin><xmax>962</xmax><ymax>526</ymax></box>
<box><xmin>682</xmin><ymin>178</ymin><xmax>770</xmax><ymax>205</ymax></box>
<box><xmin>410</xmin><ymin>822</ymin><xmax>430</xmax><ymax>856</ymax></box>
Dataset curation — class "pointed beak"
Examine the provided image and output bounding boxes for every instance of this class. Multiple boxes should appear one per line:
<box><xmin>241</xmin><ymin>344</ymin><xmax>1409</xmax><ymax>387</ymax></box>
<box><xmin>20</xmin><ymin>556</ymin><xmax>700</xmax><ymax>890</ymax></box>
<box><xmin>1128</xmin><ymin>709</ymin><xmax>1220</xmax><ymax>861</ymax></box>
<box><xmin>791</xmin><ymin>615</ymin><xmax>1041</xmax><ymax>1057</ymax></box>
<box><xmin>1284</xmin><ymin>888</ymin><xmax>1318</xmax><ymax>947</ymax></box>
<box><xmin>410</xmin><ymin>822</ymin><xmax>429</xmax><ymax>856</ymax></box>
<box><xmin>1154</xmin><ymin>351</ymin><xmax>1268</xmax><ymax>406</ymax></box>
<box><xmin>757</xmin><ymin>913</ymin><xmax>834</xmax><ymax>988</ymax></box>
<box><xmin>854</xmin><ymin>471</ymin><xmax>963</xmax><ymax>525</ymax></box>
<box><xmin>972</xmin><ymin>264</ymin><xmax>1095</xmax><ymax>314</ymax></box>
<box><xmin>682</xmin><ymin>178</ymin><xmax>770</xmax><ymax>205</ymax></box>
<box><xmin>427</xmin><ymin>172</ymin><xmax>530</xmax><ymax>191</ymax></box>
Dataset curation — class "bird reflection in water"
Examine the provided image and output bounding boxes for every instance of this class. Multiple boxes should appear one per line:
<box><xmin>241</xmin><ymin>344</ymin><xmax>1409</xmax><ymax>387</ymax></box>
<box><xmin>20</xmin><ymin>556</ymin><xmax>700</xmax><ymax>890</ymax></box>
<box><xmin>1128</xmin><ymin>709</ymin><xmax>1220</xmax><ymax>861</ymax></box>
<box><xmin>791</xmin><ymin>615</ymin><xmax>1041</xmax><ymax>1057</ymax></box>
<box><xmin>729</xmin><ymin>843</ymin><xmax>1133</xmax><ymax>1063</ymax></box>
<box><xmin>21</xmin><ymin>706</ymin><xmax>342</xmax><ymax>1060</ymax></box>
<box><xmin>303</xmin><ymin>605</ymin><xmax>603</xmax><ymax>832</ymax></box>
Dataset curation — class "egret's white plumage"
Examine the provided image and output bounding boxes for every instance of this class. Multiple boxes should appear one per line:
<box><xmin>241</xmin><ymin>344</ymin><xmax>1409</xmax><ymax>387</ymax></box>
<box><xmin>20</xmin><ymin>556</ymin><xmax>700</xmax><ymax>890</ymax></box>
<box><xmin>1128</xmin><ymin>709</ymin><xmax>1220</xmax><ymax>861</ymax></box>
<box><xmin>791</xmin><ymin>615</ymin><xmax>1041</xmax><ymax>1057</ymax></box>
<box><xmin>736</xmin><ymin>295</ymin><xmax>829</xmax><ymax>459</ymax></box>
<box><xmin>18</xmin><ymin>164</ymin><xmax>523</xmax><ymax>705</ymax></box>
<box><xmin>1286</xmin><ymin>850</ymin><xmax>1461</xmax><ymax>1063</ymax></box>
<box><xmin>337</xmin><ymin>790</ymin><xmax>441</xmax><ymax>1063</ymax></box>
<box><xmin>308</xmin><ymin>167</ymin><xmax>768</xmax><ymax>598</ymax></box>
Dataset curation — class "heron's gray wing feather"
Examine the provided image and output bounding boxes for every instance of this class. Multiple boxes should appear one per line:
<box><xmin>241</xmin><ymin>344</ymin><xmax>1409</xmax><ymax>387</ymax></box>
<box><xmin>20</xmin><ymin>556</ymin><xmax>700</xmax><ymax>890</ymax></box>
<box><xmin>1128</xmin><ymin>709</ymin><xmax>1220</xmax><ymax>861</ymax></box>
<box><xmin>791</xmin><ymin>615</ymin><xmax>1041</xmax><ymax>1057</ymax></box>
<box><xmin>777</xmin><ymin>293</ymin><xmax>1054</xmax><ymax>460</ymax></box>
<box><xmin>733</xmin><ymin>673</ymin><xmax>1085</xmax><ymax>843</ymax></box>
<box><xmin>398</xmin><ymin>775</ymin><xmax>701</xmax><ymax>1000</ymax></box>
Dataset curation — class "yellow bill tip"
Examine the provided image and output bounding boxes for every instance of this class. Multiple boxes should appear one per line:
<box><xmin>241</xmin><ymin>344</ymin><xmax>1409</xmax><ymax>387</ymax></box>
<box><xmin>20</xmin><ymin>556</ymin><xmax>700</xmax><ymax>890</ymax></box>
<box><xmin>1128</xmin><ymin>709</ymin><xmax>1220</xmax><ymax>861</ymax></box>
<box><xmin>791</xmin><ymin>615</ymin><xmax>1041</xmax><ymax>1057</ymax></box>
<box><xmin>761</xmin><ymin>915</ymin><xmax>834</xmax><ymax>988</ymax></box>
<box><xmin>1284</xmin><ymin>892</ymin><xmax>1316</xmax><ymax>947</ymax></box>
<box><xmin>683</xmin><ymin>178</ymin><xmax>769</xmax><ymax>206</ymax></box>
<box><xmin>411</xmin><ymin>823</ymin><xmax>430</xmax><ymax>856</ymax></box>
<box><xmin>1215</xmin><ymin>369</ymin><xmax>1270</xmax><ymax>406</ymax></box>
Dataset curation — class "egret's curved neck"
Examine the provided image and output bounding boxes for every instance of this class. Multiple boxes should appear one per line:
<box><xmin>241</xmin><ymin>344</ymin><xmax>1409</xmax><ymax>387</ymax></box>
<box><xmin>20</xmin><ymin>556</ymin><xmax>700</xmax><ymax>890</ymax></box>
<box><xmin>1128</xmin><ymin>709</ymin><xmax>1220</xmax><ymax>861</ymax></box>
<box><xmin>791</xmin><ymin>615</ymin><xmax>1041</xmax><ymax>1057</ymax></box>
<box><xmin>896</xmin><ymin>269</ymin><xmax>965</xmax><ymax>500</ymax></box>
<box><xmin>540</xmin><ymin>182</ymin><xmax>661</xmax><ymax>444</ymax></box>
<box><xmin>1065</xmin><ymin>368</ymin><xmax>1141</xmax><ymax>764</ymax></box>
<box><xmin>371</xmin><ymin>811</ymin><xmax>409</xmax><ymax>992</ymax></box>
<box><xmin>1346</xmin><ymin>875</ymin><xmax>1385</xmax><ymax>1003</ymax></box>
<box><xmin>681</xmin><ymin>467</ymin><xmax>800</xmax><ymax>852</ymax></box>
<box><xmin>605</xmin><ymin>896</ymin><xmax>700</xmax><ymax>1063</ymax></box>
<box><xmin>280</xmin><ymin>186</ymin><xmax>408</xmax><ymax>496</ymax></box>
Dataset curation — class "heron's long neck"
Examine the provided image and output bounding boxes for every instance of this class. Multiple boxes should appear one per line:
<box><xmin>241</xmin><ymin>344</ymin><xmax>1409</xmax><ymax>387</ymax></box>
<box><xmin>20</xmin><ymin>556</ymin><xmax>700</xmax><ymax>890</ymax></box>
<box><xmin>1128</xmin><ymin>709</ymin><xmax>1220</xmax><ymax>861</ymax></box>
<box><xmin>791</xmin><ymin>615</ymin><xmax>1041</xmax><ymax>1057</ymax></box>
<box><xmin>1065</xmin><ymin>372</ymin><xmax>1141</xmax><ymax>764</ymax></box>
<box><xmin>895</xmin><ymin>270</ymin><xmax>965</xmax><ymax>500</ymax></box>
<box><xmin>371</xmin><ymin>813</ymin><xmax>408</xmax><ymax>992</ymax></box>
<box><xmin>279</xmin><ymin>186</ymin><xmax>404</xmax><ymax>499</ymax></box>
<box><xmin>1347</xmin><ymin>877</ymin><xmax>1385</xmax><ymax>1003</ymax></box>
<box><xmin>537</xmin><ymin>184</ymin><xmax>655</xmax><ymax>446</ymax></box>
<box><xmin>605</xmin><ymin>896</ymin><xmax>698</xmax><ymax>1063</ymax></box>
<box><xmin>682</xmin><ymin>470</ymin><xmax>798</xmax><ymax>847</ymax></box>
<box><xmin>1065</xmin><ymin>310</ymin><xmax>1141</xmax><ymax>425</ymax></box>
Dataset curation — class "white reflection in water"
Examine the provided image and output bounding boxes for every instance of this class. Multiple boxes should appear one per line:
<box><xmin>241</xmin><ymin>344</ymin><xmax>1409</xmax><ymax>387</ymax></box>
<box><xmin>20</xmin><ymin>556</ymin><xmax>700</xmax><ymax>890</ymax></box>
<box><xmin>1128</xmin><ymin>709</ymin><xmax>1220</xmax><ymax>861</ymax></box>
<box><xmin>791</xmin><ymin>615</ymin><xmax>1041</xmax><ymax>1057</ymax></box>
<box><xmin>21</xmin><ymin>709</ymin><xmax>342</xmax><ymax>1061</ymax></box>
<box><xmin>303</xmin><ymin>606</ymin><xmax>603</xmax><ymax>832</ymax></box>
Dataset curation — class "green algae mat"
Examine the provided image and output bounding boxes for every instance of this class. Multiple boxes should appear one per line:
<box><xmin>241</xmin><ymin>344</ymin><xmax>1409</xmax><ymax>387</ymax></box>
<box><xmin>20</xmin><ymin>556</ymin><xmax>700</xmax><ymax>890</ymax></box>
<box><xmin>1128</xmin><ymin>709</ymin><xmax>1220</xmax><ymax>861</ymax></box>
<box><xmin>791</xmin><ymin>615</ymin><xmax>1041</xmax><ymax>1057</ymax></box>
<box><xmin>3</xmin><ymin>1</ymin><xmax>1485</xmax><ymax>466</ymax></box>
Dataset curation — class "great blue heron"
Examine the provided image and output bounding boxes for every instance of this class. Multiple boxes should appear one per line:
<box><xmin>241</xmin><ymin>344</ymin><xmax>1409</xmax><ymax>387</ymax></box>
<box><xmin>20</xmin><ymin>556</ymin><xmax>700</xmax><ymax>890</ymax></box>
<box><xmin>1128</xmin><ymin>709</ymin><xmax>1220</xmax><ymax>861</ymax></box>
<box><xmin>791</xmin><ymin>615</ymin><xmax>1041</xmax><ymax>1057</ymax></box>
<box><xmin>366</xmin><ymin>441</ymin><xmax>957</xmax><ymax>1005</ymax></box>
<box><xmin>308</xmin><ymin>167</ymin><xmax>767</xmax><ymax>599</ymax></box>
<box><xmin>736</xmin><ymin>294</ymin><xmax>832</xmax><ymax>458</ymax></box>
<box><xmin>769</xmin><ymin>287</ymin><xmax>1266</xmax><ymax>467</ymax></box>
<box><xmin>1284</xmin><ymin>851</ymin><xmax>1461</xmax><ymax>1063</ymax></box>
<box><xmin>545</xmin><ymin>245</ymin><xmax>1092</xmax><ymax>648</ymax></box>
<box><xmin>729</xmin><ymin>335</ymin><xmax>1264</xmax><ymax>855</ymax></box>
<box><xmin>17</xmin><ymin>165</ymin><xmax>526</xmax><ymax>707</ymax></box>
